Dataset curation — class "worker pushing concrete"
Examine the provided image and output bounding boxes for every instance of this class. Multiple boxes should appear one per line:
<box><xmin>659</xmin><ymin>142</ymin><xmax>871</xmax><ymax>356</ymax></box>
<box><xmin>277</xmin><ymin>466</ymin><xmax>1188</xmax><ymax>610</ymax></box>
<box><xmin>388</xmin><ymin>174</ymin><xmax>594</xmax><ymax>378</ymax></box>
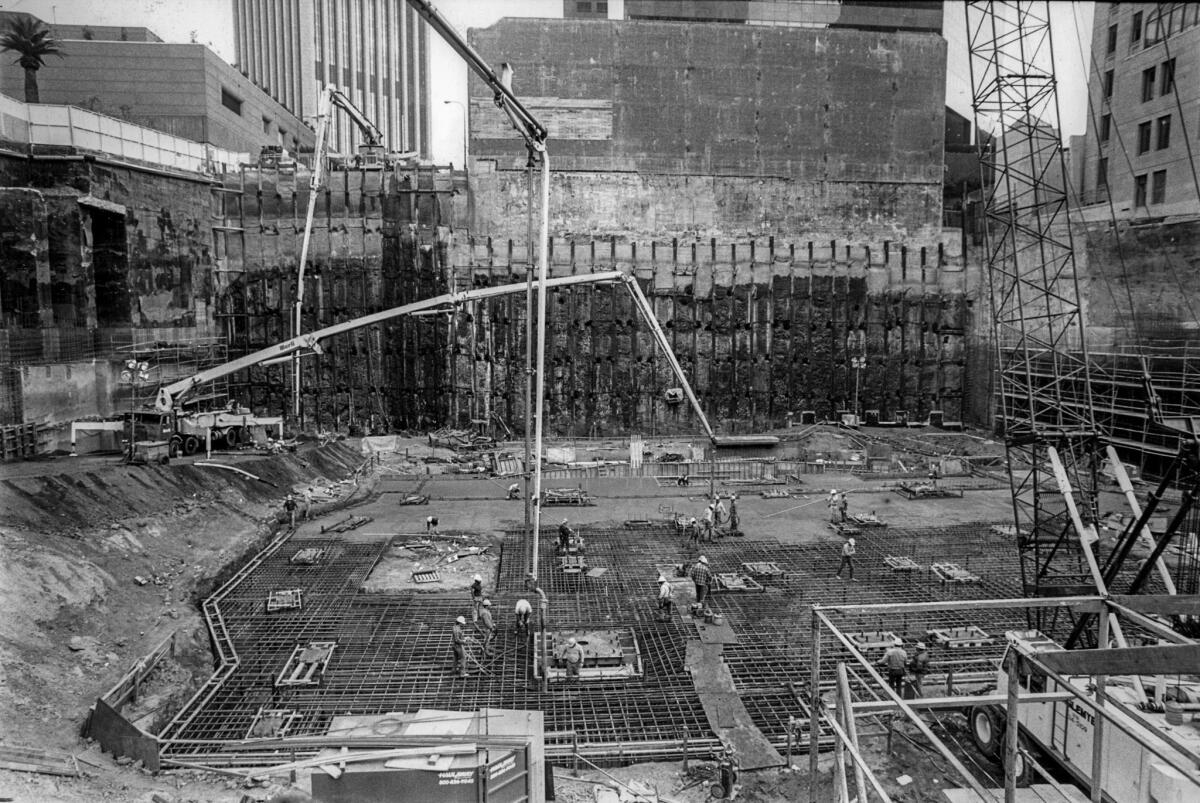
<box><xmin>451</xmin><ymin>616</ymin><xmax>468</xmax><ymax>678</ymax></box>
<box><xmin>563</xmin><ymin>637</ymin><xmax>583</xmax><ymax>684</ymax></box>
<box><xmin>690</xmin><ymin>555</ymin><xmax>712</xmax><ymax>607</ymax></box>
<box><xmin>657</xmin><ymin>575</ymin><xmax>674</xmax><ymax>622</ymax></box>
<box><xmin>513</xmin><ymin>598</ymin><xmax>532</xmax><ymax>635</ymax></box>
<box><xmin>478</xmin><ymin>599</ymin><xmax>495</xmax><ymax>658</ymax></box>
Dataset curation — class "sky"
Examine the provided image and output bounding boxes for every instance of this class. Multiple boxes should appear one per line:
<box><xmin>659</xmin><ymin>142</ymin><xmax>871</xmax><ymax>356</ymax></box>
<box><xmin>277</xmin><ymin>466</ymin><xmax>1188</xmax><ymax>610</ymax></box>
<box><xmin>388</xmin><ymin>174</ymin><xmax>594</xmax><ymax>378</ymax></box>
<box><xmin>2</xmin><ymin>0</ymin><xmax>1100</xmax><ymax>159</ymax></box>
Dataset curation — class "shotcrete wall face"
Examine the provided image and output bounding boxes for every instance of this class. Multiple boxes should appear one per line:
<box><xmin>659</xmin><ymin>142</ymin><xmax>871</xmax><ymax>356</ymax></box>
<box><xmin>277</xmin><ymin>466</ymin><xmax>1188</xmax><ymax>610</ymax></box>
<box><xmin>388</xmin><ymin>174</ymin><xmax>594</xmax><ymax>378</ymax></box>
<box><xmin>452</xmin><ymin>235</ymin><xmax>970</xmax><ymax>435</ymax></box>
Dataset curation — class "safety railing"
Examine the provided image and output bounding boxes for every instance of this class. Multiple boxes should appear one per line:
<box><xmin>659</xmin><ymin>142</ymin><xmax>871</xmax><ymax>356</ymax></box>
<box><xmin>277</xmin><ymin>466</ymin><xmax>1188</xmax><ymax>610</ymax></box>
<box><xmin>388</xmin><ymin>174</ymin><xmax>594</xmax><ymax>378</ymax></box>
<box><xmin>0</xmin><ymin>94</ymin><xmax>247</xmax><ymax>175</ymax></box>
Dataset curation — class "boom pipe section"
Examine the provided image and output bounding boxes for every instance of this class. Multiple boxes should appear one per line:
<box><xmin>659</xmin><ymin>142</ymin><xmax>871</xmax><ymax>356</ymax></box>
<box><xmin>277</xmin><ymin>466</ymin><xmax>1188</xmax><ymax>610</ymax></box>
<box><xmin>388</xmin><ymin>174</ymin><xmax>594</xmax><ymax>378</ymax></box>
<box><xmin>157</xmin><ymin>271</ymin><xmax>623</xmax><ymax>412</ymax></box>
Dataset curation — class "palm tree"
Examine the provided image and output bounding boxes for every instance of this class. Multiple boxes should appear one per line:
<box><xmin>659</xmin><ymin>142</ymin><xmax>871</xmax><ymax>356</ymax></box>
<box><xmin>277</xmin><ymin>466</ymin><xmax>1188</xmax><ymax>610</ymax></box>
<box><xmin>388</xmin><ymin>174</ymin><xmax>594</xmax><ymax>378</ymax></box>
<box><xmin>0</xmin><ymin>16</ymin><xmax>64</xmax><ymax>104</ymax></box>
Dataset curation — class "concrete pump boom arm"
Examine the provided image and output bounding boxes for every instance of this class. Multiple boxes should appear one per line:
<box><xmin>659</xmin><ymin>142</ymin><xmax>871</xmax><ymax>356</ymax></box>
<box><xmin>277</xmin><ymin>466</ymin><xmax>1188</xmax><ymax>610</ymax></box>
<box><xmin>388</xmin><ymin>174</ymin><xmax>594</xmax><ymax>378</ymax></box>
<box><xmin>156</xmin><ymin>271</ymin><xmax>715</xmax><ymax>444</ymax></box>
<box><xmin>404</xmin><ymin>0</ymin><xmax>547</xmax><ymax>150</ymax></box>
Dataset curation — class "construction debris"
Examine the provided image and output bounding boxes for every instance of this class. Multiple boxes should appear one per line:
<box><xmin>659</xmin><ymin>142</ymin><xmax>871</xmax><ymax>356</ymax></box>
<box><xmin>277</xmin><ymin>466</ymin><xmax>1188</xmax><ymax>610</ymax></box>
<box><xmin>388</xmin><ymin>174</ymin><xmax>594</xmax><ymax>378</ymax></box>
<box><xmin>542</xmin><ymin>487</ymin><xmax>595</xmax><ymax>506</ymax></box>
<box><xmin>712</xmin><ymin>572</ymin><xmax>765</xmax><ymax>593</ymax></box>
<box><xmin>894</xmin><ymin>482</ymin><xmax>964</xmax><ymax>500</ymax></box>
<box><xmin>931</xmin><ymin>562</ymin><xmax>981</xmax><ymax>584</ymax></box>
<box><xmin>289</xmin><ymin>548</ymin><xmax>325</xmax><ymax>565</ymax></box>
<box><xmin>427</xmin><ymin>427</ymin><xmax>495</xmax><ymax>451</ymax></box>
<box><xmin>321</xmin><ymin>515</ymin><xmax>373</xmax><ymax>534</ymax></box>
<box><xmin>884</xmin><ymin>555</ymin><xmax>921</xmax><ymax>572</ymax></box>
<box><xmin>0</xmin><ymin>743</ymin><xmax>81</xmax><ymax>777</ymax></box>
<box><xmin>275</xmin><ymin>641</ymin><xmax>336</xmax><ymax>687</ymax></box>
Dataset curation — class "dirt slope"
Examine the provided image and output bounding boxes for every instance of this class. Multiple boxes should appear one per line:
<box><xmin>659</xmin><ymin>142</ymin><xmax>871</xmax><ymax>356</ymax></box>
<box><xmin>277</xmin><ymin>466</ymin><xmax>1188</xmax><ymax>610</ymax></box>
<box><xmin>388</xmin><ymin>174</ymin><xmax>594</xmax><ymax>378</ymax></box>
<box><xmin>0</xmin><ymin>441</ymin><xmax>364</xmax><ymax>802</ymax></box>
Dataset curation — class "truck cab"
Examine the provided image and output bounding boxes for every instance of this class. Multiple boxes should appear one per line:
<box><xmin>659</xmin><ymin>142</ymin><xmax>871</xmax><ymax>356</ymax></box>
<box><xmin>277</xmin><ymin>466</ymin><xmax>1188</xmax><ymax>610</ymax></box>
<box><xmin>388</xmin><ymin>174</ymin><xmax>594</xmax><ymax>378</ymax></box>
<box><xmin>969</xmin><ymin>630</ymin><xmax>1200</xmax><ymax>802</ymax></box>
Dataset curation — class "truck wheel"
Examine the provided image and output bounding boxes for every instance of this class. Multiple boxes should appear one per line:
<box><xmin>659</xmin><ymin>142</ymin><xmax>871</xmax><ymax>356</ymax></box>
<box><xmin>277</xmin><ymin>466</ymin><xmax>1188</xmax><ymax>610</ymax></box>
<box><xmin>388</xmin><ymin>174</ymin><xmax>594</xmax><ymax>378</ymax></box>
<box><xmin>969</xmin><ymin>705</ymin><xmax>1002</xmax><ymax>759</ymax></box>
<box><xmin>169</xmin><ymin>436</ymin><xmax>183</xmax><ymax>458</ymax></box>
<box><xmin>183</xmin><ymin>435</ymin><xmax>200</xmax><ymax>456</ymax></box>
<box><xmin>1001</xmin><ymin>731</ymin><xmax>1032</xmax><ymax>787</ymax></box>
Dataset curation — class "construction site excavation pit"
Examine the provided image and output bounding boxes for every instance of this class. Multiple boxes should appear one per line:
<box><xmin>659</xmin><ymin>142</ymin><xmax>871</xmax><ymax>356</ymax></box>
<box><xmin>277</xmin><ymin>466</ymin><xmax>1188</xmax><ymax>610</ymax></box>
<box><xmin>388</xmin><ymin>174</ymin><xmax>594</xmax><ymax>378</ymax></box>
<box><xmin>157</xmin><ymin>466</ymin><xmax>1045</xmax><ymax>776</ymax></box>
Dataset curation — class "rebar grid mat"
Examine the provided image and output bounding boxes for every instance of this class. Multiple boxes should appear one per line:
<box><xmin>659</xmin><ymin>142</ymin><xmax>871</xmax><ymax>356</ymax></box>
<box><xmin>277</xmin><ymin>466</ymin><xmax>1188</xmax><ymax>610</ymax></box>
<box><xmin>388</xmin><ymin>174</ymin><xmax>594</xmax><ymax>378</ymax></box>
<box><xmin>162</xmin><ymin>520</ymin><xmax>1091</xmax><ymax>767</ymax></box>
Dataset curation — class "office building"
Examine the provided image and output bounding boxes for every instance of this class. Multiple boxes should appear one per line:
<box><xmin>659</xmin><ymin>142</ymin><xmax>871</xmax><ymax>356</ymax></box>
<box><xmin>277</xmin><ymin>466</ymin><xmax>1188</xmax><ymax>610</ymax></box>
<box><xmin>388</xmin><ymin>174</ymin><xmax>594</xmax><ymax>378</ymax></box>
<box><xmin>1077</xmin><ymin>2</ymin><xmax>1200</xmax><ymax>217</ymax></box>
<box><xmin>231</xmin><ymin>0</ymin><xmax>431</xmax><ymax>158</ymax></box>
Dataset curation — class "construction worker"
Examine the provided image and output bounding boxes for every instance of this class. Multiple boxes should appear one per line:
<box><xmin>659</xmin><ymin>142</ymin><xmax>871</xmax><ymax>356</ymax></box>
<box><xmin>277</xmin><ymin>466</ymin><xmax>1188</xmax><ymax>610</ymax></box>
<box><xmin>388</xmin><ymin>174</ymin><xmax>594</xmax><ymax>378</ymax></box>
<box><xmin>677</xmin><ymin>473</ymin><xmax>690</xmax><ymax>487</ymax></box>
<box><xmin>909</xmin><ymin>642</ymin><xmax>930</xmax><ymax>697</ymax></box>
<box><xmin>838</xmin><ymin>491</ymin><xmax>848</xmax><ymax>522</ymax></box>
<box><xmin>302</xmin><ymin>487</ymin><xmax>314</xmax><ymax>520</ymax></box>
<box><xmin>828</xmin><ymin>489</ymin><xmax>842</xmax><ymax>524</ymax></box>
<box><xmin>701</xmin><ymin>504</ymin><xmax>715</xmax><ymax>543</ymax></box>
<box><xmin>507</xmin><ymin>481</ymin><xmax>521</xmax><ymax>499</ymax></box>
<box><xmin>881</xmin><ymin>642</ymin><xmax>908</xmax><ymax>696</ymax></box>
<box><xmin>715</xmin><ymin>496</ymin><xmax>728</xmax><ymax>528</ymax></box>
<box><xmin>728</xmin><ymin>495</ymin><xmax>740</xmax><ymax>535</ymax></box>
<box><xmin>558</xmin><ymin>518</ymin><xmax>572</xmax><ymax>552</ymax></box>
<box><xmin>470</xmin><ymin>574</ymin><xmax>484</xmax><ymax>623</ymax></box>
<box><xmin>686</xmin><ymin>516</ymin><xmax>699</xmax><ymax>547</ymax></box>
<box><xmin>514</xmin><ymin>598</ymin><xmax>532</xmax><ymax>635</ymax></box>
<box><xmin>690</xmin><ymin>555</ymin><xmax>712</xmax><ymax>607</ymax></box>
<box><xmin>836</xmin><ymin>536</ymin><xmax>856</xmax><ymax>581</ymax></box>
<box><xmin>478</xmin><ymin>599</ymin><xmax>495</xmax><ymax>658</ymax></box>
<box><xmin>426</xmin><ymin>515</ymin><xmax>439</xmax><ymax>535</ymax></box>
<box><xmin>928</xmin><ymin>463</ymin><xmax>939</xmax><ymax>488</ymax></box>
<box><xmin>284</xmin><ymin>495</ymin><xmax>297</xmax><ymax>528</ymax></box>
<box><xmin>657</xmin><ymin>575</ymin><xmax>674</xmax><ymax>622</ymax></box>
<box><xmin>563</xmin><ymin>637</ymin><xmax>583</xmax><ymax>684</ymax></box>
<box><xmin>451</xmin><ymin>616</ymin><xmax>468</xmax><ymax>677</ymax></box>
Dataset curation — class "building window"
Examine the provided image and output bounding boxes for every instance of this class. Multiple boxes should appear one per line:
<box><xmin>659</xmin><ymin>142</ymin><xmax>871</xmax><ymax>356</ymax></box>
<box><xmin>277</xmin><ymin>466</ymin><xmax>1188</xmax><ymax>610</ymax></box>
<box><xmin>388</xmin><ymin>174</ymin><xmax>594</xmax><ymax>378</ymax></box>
<box><xmin>1142</xmin><ymin>67</ymin><xmax>1156</xmax><ymax>102</ymax></box>
<box><xmin>1151</xmin><ymin>169</ymin><xmax>1167</xmax><ymax>204</ymax></box>
<box><xmin>221</xmin><ymin>88</ymin><xmax>243</xmax><ymax>116</ymax></box>
<box><xmin>262</xmin><ymin>117</ymin><xmax>272</xmax><ymax>134</ymax></box>
<box><xmin>1160</xmin><ymin>58</ymin><xmax>1176</xmax><ymax>95</ymax></box>
<box><xmin>1103</xmin><ymin>70</ymin><xmax>1114</xmax><ymax>100</ymax></box>
<box><xmin>1134</xmin><ymin>174</ymin><xmax>1148</xmax><ymax>207</ymax></box>
<box><xmin>1106</xmin><ymin>24</ymin><xmax>1118</xmax><ymax>54</ymax></box>
<box><xmin>1157</xmin><ymin>115</ymin><xmax>1171</xmax><ymax>149</ymax></box>
<box><xmin>1132</xmin><ymin>11</ymin><xmax>1143</xmax><ymax>45</ymax></box>
<box><xmin>1100</xmin><ymin>113</ymin><xmax>1111</xmax><ymax>143</ymax></box>
<box><xmin>1097</xmin><ymin>157</ymin><xmax>1108</xmax><ymax>188</ymax></box>
<box><xmin>1138</xmin><ymin>121</ymin><xmax>1152</xmax><ymax>154</ymax></box>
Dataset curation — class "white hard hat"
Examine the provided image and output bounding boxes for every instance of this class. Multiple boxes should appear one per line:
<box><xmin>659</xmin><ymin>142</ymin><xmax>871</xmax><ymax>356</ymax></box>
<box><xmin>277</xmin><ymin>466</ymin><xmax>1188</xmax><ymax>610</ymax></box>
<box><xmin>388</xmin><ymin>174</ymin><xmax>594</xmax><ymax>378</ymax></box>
<box><xmin>568</xmin><ymin>637</ymin><xmax>577</xmax><ymax>646</ymax></box>
<box><xmin>456</xmin><ymin>616</ymin><xmax>466</xmax><ymax>624</ymax></box>
<box><xmin>658</xmin><ymin>576</ymin><xmax>668</xmax><ymax>583</ymax></box>
<box><xmin>848</xmin><ymin>538</ymin><xmax>856</xmax><ymax>545</ymax></box>
<box><xmin>699</xmin><ymin>556</ymin><xmax>709</xmax><ymax>564</ymax></box>
<box><xmin>473</xmin><ymin>574</ymin><xmax>482</xmax><ymax>581</ymax></box>
<box><xmin>482</xmin><ymin>599</ymin><xmax>491</xmax><ymax>607</ymax></box>
<box><xmin>562</xmin><ymin>518</ymin><xmax>569</xmax><ymax>524</ymax></box>
<box><xmin>916</xmin><ymin>641</ymin><xmax>926</xmax><ymax>649</ymax></box>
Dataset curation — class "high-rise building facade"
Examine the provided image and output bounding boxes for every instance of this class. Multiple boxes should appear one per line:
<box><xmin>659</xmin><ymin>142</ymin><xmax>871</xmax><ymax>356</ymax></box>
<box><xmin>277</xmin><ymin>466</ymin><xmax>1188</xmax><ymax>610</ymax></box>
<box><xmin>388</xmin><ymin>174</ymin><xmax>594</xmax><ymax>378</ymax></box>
<box><xmin>1077</xmin><ymin>2</ymin><xmax>1200</xmax><ymax>217</ymax></box>
<box><xmin>231</xmin><ymin>0</ymin><xmax>431</xmax><ymax>157</ymax></box>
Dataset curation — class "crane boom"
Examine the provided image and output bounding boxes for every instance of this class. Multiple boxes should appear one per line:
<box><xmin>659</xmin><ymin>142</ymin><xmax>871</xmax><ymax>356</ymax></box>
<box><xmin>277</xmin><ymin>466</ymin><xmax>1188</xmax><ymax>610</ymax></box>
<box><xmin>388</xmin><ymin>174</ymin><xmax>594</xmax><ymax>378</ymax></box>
<box><xmin>405</xmin><ymin>0</ymin><xmax>547</xmax><ymax>149</ymax></box>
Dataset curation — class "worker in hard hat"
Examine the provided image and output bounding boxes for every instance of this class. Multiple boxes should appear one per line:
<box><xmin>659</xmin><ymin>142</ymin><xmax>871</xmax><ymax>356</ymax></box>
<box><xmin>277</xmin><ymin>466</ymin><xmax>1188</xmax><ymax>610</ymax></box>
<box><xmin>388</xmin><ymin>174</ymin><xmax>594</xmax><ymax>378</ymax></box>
<box><xmin>507</xmin><ymin>481</ymin><xmax>521</xmax><ymax>500</ymax></box>
<box><xmin>478</xmin><ymin>599</ymin><xmax>495</xmax><ymax>659</ymax></box>
<box><xmin>657</xmin><ymin>575</ymin><xmax>674</xmax><ymax>622</ymax></box>
<box><xmin>690</xmin><ymin>555</ymin><xmax>712</xmax><ymax>607</ymax></box>
<box><xmin>451</xmin><ymin>616</ymin><xmax>467</xmax><ymax>677</ymax></box>
<box><xmin>836</xmin><ymin>536</ymin><xmax>857</xmax><ymax>581</ymax></box>
<box><xmin>558</xmin><ymin>518</ymin><xmax>573</xmax><ymax>552</ymax></box>
<box><xmin>563</xmin><ymin>636</ymin><xmax>584</xmax><ymax>684</ymax></box>
<box><xmin>470</xmin><ymin>573</ymin><xmax>484</xmax><ymax>623</ymax></box>
<box><xmin>909</xmin><ymin>641</ymin><xmax>930</xmax><ymax>697</ymax></box>
<box><xmin>514</xmin><ymin>598</ymin><xmax>532</xmax><ymax>636</ymax></box>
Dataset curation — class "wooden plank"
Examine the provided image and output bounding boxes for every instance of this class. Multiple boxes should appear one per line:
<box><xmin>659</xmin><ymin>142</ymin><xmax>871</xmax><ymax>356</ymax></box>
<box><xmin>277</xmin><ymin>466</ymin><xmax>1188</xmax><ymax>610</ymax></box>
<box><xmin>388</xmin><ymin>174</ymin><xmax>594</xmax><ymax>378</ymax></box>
<box><xmin>1109</xmin><ymin>594</ymin><xmax>1200</xmax><ymax>617</ymax></box>
<box><xmin>814</xmin><ymin>596</ymin><xmax>1104</xmax><ymax>617</ymax></box>
<box><xmin>1036</xmin><ymin>644</ymin><xmax>1200</xmax><ymax>677</ymax></box>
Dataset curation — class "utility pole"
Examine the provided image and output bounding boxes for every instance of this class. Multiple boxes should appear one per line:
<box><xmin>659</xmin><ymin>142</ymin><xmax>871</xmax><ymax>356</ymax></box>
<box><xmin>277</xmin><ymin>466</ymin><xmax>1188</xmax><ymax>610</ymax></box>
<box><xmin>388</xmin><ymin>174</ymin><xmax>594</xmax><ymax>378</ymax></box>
<box><xmin>851</xmin><ymin>355</ymin><xmax>865</xmax><ymax>426</ymax></box>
